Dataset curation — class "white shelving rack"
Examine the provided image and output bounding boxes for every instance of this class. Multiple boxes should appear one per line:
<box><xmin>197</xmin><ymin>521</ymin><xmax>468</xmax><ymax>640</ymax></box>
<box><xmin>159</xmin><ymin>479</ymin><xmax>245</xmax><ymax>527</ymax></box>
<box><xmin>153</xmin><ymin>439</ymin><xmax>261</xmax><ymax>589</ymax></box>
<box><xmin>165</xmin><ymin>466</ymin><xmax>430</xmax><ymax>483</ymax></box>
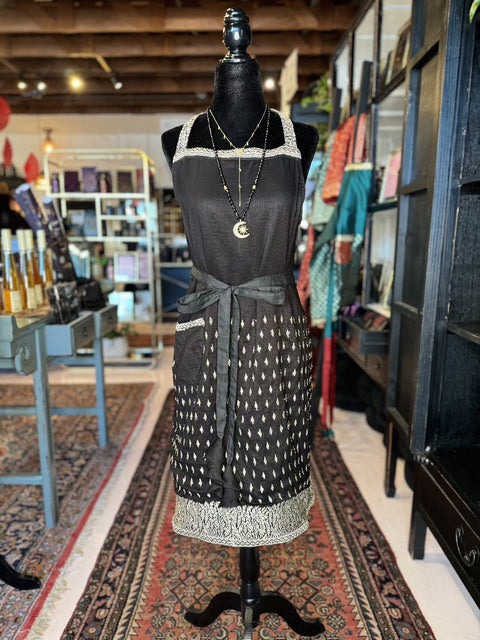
<box><xmin>44</xmin><ymin>148</ymin><xmax>162</xmax><ymax>364</ymax></box>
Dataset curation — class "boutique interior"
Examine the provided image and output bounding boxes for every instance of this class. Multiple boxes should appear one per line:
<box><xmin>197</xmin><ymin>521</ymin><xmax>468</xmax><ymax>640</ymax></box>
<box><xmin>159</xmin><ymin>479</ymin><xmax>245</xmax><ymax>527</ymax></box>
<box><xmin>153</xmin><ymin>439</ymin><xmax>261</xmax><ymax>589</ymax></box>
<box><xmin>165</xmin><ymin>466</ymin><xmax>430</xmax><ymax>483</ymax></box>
<box><xmin>0</xmin><ymin>1</ymin><xmax>479</xmax><ymax>639</ymax></box>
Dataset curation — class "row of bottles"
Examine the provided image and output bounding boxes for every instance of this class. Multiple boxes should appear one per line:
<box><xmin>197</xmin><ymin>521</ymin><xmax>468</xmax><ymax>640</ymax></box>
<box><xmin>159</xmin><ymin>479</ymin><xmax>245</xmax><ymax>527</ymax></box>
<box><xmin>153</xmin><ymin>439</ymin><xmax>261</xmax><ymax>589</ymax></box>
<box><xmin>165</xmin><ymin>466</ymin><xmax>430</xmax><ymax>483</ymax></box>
<box><xmin>1</xmin><ymin>228</ymin><xmax>54</xmax><ymax>314</ymax></box>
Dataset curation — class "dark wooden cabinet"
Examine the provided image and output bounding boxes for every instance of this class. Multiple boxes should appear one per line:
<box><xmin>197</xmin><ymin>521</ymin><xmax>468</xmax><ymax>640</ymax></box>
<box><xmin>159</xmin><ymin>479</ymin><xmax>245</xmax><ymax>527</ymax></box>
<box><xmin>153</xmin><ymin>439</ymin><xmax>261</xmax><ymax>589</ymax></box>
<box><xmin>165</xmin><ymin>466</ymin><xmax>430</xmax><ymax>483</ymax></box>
<box><xmin>387</xmin><ymin>0</ymin><xmax>480</xmax><ymax>607</ymax></box>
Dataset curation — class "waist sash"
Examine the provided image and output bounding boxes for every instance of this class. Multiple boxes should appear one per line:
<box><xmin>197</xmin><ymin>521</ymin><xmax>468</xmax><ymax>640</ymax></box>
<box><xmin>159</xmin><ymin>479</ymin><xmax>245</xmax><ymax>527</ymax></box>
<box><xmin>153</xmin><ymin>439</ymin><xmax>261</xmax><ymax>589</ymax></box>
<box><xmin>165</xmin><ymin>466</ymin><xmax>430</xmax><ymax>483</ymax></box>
<box><xmin>177</xmin><ymin>265</ymin><xmax>295</xmax><ymax>507</ymax></box>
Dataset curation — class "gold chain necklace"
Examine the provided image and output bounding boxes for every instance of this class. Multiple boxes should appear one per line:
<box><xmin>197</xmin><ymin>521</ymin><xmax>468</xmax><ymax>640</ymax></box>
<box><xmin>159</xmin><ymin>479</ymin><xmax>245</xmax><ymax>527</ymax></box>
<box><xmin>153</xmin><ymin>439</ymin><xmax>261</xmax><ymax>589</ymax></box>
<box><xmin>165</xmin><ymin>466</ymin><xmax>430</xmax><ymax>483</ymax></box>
<box><xmin>208</xmin><ymin>105</ymin><xmax>267</xmax><ymax>208</ymax></box>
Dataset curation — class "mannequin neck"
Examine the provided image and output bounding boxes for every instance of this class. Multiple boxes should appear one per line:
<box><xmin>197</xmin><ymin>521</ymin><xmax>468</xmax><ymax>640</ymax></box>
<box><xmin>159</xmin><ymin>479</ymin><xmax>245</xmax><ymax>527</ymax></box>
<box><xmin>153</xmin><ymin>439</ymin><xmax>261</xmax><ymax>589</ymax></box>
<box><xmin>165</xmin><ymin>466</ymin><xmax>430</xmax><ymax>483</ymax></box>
<box><xmin>210</xmin><ymin>59</ymin><xmax>267</xmax><ymax>145</ymax></box>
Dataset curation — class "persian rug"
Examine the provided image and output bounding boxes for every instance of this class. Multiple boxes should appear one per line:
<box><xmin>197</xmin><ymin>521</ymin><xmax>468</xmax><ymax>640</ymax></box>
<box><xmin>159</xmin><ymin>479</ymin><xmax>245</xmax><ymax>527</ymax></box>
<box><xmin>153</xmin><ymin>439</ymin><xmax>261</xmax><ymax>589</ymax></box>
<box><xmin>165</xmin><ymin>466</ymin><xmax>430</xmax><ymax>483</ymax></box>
<box><xmin>0</xmin><ymin>382</ymin><xmax>153</xmax><ymax>640</ymax></box>
<box><xmin>62</xmin><ymin>391</ymin><xmax>435</xmax><ymax>640</ymax></box>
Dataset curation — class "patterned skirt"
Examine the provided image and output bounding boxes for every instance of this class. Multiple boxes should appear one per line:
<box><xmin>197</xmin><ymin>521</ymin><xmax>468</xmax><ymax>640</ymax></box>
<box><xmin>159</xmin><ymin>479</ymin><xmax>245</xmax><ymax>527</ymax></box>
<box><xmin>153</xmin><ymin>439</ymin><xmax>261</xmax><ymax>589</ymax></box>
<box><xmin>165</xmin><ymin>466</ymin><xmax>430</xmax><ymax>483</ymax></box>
<box><xmin>170</xmin><ymin>280</ymin><xmax>315</xmax><ymax>547</ymax></box>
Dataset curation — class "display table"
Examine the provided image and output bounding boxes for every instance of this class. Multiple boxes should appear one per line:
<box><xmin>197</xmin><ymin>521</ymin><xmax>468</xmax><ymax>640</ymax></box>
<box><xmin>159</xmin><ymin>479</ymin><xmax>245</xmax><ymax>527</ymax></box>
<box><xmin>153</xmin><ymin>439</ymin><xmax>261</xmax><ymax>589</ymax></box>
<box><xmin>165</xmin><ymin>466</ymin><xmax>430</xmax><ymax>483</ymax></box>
<box><xmin>47</xmin><ymin>305</ymin><xmax>117</xmax><ymax>447</ymax></box>
<box><xmin>0</xmin><ymin>305</ymin><xmax>117</xmax><ymax>528</ymax></box>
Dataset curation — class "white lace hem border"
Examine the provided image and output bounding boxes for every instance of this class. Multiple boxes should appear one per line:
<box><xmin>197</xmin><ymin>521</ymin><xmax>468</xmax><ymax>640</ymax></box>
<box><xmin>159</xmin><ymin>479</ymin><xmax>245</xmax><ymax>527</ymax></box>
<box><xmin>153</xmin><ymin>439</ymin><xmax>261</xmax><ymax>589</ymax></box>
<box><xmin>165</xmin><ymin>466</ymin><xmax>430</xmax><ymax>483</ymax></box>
<box><xmin>172</xmin><ymin>484</ymin><xmax>315</xmax><ymax>547</ymax></box>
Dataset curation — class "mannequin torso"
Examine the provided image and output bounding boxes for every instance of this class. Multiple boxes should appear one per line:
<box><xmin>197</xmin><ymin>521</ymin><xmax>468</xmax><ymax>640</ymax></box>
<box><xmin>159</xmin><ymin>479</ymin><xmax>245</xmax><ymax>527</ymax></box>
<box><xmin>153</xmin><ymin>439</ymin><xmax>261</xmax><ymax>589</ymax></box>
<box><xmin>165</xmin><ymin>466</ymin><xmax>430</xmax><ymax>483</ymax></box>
<box><xmin>162</xmin><ymin>59</ymin><xmax>318</xmax><ymax>181</ymax></box>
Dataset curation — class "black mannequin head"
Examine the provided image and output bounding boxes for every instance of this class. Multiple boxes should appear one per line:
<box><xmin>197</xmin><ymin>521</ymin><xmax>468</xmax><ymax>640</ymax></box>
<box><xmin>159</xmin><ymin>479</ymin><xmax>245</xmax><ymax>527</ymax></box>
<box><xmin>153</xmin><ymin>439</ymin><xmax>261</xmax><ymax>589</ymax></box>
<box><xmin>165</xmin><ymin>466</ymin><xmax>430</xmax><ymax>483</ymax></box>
<box><xmin>161</xmin><ymin>6</ymin><xmax>318</xmax><ymax>177</ymax></box>
<box><xmin>222</xmin><ymin>7</ymin><xmax>252</xmax><ymax>62</ymax></box>
<box><xmin>209</xmin><ymin>8</ymin><xmax>266</xmax><ymax>141</ymax></box>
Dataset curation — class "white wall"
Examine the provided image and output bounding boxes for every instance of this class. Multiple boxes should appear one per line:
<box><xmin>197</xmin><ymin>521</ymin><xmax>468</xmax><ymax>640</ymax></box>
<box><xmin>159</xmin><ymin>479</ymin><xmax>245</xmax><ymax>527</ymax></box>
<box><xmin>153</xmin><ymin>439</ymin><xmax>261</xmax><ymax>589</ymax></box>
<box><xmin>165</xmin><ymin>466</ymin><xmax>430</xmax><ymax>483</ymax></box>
<box><xmin>2</xmin><ymin>112</ymin><xmax>195</xmax><ymax>189</ymax></box>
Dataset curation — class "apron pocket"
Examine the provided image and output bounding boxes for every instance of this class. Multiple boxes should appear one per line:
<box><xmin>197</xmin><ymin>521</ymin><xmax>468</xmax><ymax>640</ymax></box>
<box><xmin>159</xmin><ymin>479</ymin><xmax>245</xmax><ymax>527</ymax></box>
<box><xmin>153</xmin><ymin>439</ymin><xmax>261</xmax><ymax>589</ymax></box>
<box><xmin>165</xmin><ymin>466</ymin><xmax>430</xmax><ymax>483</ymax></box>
<box><xmin>173</xmin><ymin>317</ymin><xmax>205</xmax><ymax>384</ymax></box>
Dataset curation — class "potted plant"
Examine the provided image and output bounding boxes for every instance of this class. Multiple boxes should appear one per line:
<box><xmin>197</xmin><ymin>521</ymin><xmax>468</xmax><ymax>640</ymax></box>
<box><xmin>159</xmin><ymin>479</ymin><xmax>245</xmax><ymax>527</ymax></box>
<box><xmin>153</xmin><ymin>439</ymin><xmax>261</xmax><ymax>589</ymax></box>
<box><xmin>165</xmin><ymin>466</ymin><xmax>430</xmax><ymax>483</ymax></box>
<box><xmin>102</xmin><ymin>324</ymin><xmax>136</xmax><ymax>359</ymax></box>
<box><xmin>470</xmin><ymin>1</ymin><xmax>480</xmax><ymax>21</ymax></box>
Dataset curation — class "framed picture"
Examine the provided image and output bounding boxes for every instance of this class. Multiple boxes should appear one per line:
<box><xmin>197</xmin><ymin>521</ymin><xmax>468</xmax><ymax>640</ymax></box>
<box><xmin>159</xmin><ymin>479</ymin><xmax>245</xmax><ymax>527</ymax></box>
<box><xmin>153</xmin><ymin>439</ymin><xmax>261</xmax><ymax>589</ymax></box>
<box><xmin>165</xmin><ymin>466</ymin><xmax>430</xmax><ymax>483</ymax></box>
<box><xmin>379</xmin><ymin>260</ymin><xmax>394</xmax><ymax>309</ymax></box>
<box><xmin>81</xmin><ymin>167</ymin><xmax>98</xmax><ymax>193</ymax></box>
<box><xmin>379</xmin><ymin>51</ymin><xmax>392</xmax><ymax>92</ymax></box>
<box><xmin>116</xmin><ymin>170</ymin><xmax>134</xmax><ymax>193</ymax></box>
<box><xmin>64</xmin><ymin>170</ymin><xmax>80</xmax><ymax>192</ymax></box>
<box><xmin>137</xmin><ymin>251</ymin><xmax>150</xmax><ymax>280</ymax></box>
<box><xmin>391</xmin><ymin>20</ymin><xmax>411</xmax><ymax>80</ymax></box>
<box><xmin>113</xmin><ymin>252</ymin><xmax>137</xmax><ymax>282</ymax></box>
<box><xmin>379</xmin><ymin>148</ymin><xmax>402</xmax><ymax>202</ymax></box>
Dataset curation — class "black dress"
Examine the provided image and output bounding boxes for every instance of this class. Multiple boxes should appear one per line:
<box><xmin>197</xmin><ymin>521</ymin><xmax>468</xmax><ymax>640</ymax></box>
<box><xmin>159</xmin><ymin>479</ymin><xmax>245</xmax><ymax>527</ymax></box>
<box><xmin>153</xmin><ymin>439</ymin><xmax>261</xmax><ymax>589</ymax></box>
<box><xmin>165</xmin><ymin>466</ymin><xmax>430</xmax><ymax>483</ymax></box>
<box><xmin>170</xmin><ymin>110</ymin><xmax>314</xmax><ymax>547</ymax></box>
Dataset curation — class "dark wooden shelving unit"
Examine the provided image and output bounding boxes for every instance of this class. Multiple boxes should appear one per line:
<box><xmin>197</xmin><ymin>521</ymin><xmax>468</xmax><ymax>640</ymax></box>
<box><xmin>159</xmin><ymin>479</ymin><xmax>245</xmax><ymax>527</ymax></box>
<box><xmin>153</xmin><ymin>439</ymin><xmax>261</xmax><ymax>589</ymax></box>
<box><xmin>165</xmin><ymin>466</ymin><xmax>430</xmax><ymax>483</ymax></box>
<box><xmin>385</xmin><ymin>0</ymin><xmax>480</xmax><ymax>608</ymax></box>
<box><xmin>331</xmin><ymin>0</ymin><xmax>412</xmax><ymax>392</ymax></box>
<box><xmin>368</xmin><ymin>198</ymin><xmax>398</xmax><ymax>213</ymax></box>
<box><xmin>447</xmin><ymin>322</ymin><xmax>480</xmax><ymax>347</ymax></box>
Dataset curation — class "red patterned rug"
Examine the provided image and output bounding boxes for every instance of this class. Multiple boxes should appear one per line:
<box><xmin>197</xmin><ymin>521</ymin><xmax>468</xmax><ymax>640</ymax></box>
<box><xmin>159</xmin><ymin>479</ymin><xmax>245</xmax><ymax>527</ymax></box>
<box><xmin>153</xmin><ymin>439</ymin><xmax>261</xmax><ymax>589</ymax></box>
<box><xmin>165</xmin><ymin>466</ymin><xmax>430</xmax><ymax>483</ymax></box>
<box><xmin>63</xmin><ymin>390</ymin><xmax>435</xmax><ymax>640</ymax></box>
<box><xmin>0</xmin><ymin>382</ymin><xmax>153</xmax><ymax>640</ymax></box>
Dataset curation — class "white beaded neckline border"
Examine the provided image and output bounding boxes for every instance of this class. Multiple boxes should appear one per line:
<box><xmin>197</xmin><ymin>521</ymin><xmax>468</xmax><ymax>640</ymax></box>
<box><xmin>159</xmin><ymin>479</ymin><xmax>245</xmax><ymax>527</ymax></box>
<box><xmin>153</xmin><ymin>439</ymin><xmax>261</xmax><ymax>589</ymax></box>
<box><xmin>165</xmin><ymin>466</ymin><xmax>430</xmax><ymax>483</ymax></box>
<box><xmin>173</xmin><ymin>108</ymin><xmax>301</xmax><ymax>163</ymax></box>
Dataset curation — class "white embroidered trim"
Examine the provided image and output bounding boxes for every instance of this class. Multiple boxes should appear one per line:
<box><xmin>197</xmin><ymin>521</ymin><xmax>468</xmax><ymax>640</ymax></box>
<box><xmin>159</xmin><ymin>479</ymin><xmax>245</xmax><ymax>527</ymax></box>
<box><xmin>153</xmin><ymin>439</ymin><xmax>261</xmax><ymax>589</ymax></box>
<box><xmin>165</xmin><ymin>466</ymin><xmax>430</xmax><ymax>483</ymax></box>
<box><xmin>172</xmin><ymin>484</ymin><xmax>315</xmax><ymax>547</ymax></box>
<box><xmin>175</xmin><ymin>317</ymin><xmax>205</xmax><ymax>332</ymax></box>
<box><xmin>173</xmin><ymin>109</ymin><xmax>301</xmax><ymax>163</ymax></box>
<box><xmin>345</xmin><ymin>162</ymin><xmax>373</xmax><ymax>171</ymax></box>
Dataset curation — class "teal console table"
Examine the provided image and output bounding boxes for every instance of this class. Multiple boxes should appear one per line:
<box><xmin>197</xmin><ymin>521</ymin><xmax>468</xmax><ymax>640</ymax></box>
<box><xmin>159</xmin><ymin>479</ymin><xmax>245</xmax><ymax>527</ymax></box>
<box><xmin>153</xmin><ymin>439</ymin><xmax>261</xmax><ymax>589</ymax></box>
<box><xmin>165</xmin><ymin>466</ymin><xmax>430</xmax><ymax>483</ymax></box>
<box><xmin>0</xmin><ymin>305</ymin><xmax>117</xmax><ymax>528</ymax></box>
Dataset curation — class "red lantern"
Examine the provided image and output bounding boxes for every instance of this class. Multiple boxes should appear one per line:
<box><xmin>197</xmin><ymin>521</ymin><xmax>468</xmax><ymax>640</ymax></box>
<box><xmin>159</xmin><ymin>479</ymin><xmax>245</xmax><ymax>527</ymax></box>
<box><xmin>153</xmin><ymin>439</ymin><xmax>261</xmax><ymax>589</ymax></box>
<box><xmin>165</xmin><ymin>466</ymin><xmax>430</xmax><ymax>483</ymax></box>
<box><xmin>0</xmin><ymin>97</ymin><xmax>11</xmax><ymax>131</ymax></box>
<box><xmin>3</xmin><ymin>137</ymin><xmax>12</xmax><ymax>168</ymax></box>
<box><xmin>24</xmin><ymin>153</ymin><xmax>40</xmax><ymax>182</ymax></box>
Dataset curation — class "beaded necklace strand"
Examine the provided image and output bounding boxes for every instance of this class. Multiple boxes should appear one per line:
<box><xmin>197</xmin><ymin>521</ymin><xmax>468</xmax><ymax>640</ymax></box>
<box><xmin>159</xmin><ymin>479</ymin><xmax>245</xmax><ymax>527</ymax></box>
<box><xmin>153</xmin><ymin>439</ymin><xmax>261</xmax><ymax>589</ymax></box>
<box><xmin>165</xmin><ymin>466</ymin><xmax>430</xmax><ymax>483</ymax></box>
<box><xmin>206</xmin><ymin>106</ymin><xmax>271</xmax><ymax>239</ymax></box>
<box><xmin>208</xmin><ymin>105</ymin><xmax>267</xmax><ymax>208</ymax></box>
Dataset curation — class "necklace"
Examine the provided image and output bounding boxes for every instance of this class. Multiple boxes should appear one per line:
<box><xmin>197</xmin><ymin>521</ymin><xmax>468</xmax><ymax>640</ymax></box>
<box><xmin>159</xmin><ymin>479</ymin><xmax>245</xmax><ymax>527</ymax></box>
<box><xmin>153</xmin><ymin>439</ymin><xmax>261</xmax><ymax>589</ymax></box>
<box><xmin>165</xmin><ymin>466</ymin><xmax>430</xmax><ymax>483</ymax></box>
<box><xmin>206</xmin><ymin>106</ymin><xmax>270</xmax><ymax>239</ymax></box>
<box><xmin>208</xmin><ymin>105</ymin><xmax>267</xmax><ymax>208</ymax></box>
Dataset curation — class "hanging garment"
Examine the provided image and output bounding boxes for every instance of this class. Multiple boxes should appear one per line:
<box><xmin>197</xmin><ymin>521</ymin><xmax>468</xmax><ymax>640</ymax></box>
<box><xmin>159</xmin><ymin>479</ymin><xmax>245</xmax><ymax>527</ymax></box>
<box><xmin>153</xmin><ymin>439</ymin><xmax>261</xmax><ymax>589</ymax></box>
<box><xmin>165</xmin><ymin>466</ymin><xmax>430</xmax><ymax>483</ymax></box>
<box><xmin>170</xmin><ymin>110</ymin><xmax>314</xmax><ymax>547</ymax></box>
<box><xmin>335</xmin><ymin>162</ymin><xmax>373</xmax><ymax>305</ymax></box>
<box><xmin>309</xmin><ymin>131</ymin><xmax>335</xmax><ymax>228</ymax></box>
<box><xmin>310</xmin><ymin>162</ymin><xmax>372</xmax><ymax>430</ymax></box>
<box><xmin>321</xmin><ymin>116</ymin><xmax>356</xmax><ymax>205</ymax></box>
<box><xmin>297</xmin><ymin>224</ymin><xmax>315</xmax><ymax>311</ymax></box>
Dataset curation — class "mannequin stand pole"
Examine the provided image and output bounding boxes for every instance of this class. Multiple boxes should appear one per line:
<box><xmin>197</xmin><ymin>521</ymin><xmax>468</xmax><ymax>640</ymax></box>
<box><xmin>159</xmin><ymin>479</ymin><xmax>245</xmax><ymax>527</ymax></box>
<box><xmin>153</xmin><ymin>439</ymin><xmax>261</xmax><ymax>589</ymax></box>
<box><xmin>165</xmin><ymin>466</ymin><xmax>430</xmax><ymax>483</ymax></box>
<box><xmin>0</xmin><ymin>554</ymin><xmax>41</xmax><ymax>590</ymax></box>
<box><xmin>185</xmin><ymin>547</ymin><xmax>325</xmax><ymax>639</ymax></box>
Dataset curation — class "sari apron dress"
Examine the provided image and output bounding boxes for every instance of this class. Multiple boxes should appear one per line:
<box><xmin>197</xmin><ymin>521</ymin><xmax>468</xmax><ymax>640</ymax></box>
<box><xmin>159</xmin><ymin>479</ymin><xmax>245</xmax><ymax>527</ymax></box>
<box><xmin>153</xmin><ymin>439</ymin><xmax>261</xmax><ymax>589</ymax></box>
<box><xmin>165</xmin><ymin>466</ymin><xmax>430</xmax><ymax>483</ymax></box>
<box><xmin>170</xmin><ymin>109</ymin><xmax>314</xmax><ymax>547</ymax></box>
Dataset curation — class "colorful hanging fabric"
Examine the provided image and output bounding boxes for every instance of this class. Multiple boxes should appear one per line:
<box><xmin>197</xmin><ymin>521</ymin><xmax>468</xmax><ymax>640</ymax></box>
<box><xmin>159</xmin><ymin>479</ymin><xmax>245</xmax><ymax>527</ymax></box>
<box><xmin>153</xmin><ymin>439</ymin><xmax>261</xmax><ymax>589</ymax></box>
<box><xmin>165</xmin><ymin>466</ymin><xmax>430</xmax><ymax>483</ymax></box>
<box><xmin>297</xmin><ymin>224</ymin><xmax>315</xmax><ymax>311</ymax></box>
<box><xmin>335</xmin><ymin>162</ymin><xmax>373</xmax><ymax>305</ymax></box>
<box><xmin>310</xmin><ymin>130</ymin><xmax>336</xmax><ymax>229</ymax></box>
<box><xmin>309</xmin><ymin>213</ymin><xmax>339</xmax><ymax>327</ymax></box>
<box><xmin>321</xmin><ymin>115</ymin><xmax>356</xmax><ymax>205</ymax></box>
<box><xmin>310</xmin><ymin>160</ymin><xmax>372</xmax><ymax>434</ymax></box>
<box><xmin>320</xmin><ymin>238</ymin><xmax>337</xmax><ymax>434</ymax></box>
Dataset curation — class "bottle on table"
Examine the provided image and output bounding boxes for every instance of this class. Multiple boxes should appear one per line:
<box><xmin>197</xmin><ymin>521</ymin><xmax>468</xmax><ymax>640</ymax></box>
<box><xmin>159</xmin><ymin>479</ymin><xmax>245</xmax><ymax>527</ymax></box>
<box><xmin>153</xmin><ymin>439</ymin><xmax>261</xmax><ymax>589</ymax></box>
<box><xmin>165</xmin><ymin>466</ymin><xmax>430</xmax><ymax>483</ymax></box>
<box><xmin>1</xmin><ymin>228</ymin><xmax>23</xmax><ymax>314</ymax></box>
<box><xmin>25</xmin><ymin>228</ymin><xmax>44</xmax><ymax>307</ymax></box>
<box><xmin>17</xmin><ymin>229</ymin><xmax>37</xmax><ymax>311</ymax></box>
<box><xmin>37</xmin><ymin>229</ymin><xmax>54</xmax><ymax>302</ymax></box>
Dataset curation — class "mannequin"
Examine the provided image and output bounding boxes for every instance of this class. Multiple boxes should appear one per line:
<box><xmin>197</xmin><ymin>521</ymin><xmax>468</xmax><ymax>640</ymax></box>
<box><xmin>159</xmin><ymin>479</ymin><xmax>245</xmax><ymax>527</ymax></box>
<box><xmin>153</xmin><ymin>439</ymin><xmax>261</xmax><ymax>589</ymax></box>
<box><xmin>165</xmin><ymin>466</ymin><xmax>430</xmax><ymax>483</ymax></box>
<box><xmin>0</xmin><ymin>554</ymin><xmax>40</xmax><ymax>590</ymax></box>
<box><xmin>162</xmin><ymin>8</ymin><xmax>323</xmax><ymax>638</ymax></box>
<box><xmin>162</xmin><ymin>20</ymin><xmax>317</xmax><ymax>179</ymax></box>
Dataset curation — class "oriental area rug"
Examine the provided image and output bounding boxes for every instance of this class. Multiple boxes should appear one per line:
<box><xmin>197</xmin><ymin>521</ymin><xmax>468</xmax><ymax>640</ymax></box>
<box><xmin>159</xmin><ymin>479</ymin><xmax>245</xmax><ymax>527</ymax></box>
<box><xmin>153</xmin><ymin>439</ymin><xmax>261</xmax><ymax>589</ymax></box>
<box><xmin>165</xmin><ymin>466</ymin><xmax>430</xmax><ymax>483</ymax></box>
<box><xmin>0</xmin><ymin>382</ymin><xmax>153</xmax><ymax>640</ymax></box>
<box><xmin>62</xmin><ymin>390</ymin><xmax>436</xmax><ymax>640</ymax></box>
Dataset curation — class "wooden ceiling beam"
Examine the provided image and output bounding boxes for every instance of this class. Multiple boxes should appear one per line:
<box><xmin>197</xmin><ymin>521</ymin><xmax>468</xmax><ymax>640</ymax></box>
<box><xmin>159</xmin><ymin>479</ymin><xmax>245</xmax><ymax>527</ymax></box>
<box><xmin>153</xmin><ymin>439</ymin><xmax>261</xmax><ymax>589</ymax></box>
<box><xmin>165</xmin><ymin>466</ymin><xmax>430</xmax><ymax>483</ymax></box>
<box><xmin>0</xmin><ymin>32</ymin><xmax>341</xmax><ymax>58</ymax></box>
<box><xmin>0</xmin><ymin>1</ymin><xmax>356</xmax><ymax>34</ymax></box>
<box><xmin>0</xmin><ymin>55</ymin><xmax>329</xmax><ymax>77</ymax></box>
<box><xmin>5</xmin><ymin>94</ymin><xmax>217</xmax><ymax>115</ymax></box>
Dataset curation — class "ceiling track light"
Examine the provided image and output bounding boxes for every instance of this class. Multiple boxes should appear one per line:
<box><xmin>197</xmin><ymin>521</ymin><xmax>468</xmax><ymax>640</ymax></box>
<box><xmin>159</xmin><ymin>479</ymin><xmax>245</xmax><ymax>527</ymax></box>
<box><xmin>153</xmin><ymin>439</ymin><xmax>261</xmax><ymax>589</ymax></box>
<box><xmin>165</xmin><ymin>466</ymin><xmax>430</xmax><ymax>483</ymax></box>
<box><xmin>264</xmin><ymin>76</ymin><xmax>276</xmax><ymax>91</ymax></box>
<box><xmin>110</xmin><ymin>76</ymin><xmax>123</xmax><ymax>90</ymax></box>
<box><xmin>69</xmin><ymin>74</ymin><xmax>84</xmax><ymax>90</ymax></box>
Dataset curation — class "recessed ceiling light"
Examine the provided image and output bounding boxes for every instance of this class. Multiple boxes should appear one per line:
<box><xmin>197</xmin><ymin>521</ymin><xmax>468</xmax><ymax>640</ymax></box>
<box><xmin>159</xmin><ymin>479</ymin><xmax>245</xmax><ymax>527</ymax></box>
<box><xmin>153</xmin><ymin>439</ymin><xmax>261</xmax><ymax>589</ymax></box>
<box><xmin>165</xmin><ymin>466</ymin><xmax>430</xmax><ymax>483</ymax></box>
<box><xmin>37</xmin><ymin>80</ymin><xmax>47</xmax><ymax>91</ymax></box>
<box><xmin>69</xmin><ymin>75</ymin><xmax>84</xmax><ymax>90</ymax></box>
<box><xmin>17</xmin><ymin>79</ymin><xmax>28</xmax><ymax>90</ymax></box>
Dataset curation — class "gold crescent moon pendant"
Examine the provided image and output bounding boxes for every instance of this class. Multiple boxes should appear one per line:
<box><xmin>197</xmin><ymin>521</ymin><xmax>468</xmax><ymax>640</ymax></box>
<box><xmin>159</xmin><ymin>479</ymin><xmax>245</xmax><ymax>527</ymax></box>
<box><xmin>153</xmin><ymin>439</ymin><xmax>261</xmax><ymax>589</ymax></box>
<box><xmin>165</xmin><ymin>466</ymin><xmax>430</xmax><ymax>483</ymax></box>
<box><xmin>233</xmin><ymin>221</ymin><xmax>250</xmax><ymax>239</ymax></box>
